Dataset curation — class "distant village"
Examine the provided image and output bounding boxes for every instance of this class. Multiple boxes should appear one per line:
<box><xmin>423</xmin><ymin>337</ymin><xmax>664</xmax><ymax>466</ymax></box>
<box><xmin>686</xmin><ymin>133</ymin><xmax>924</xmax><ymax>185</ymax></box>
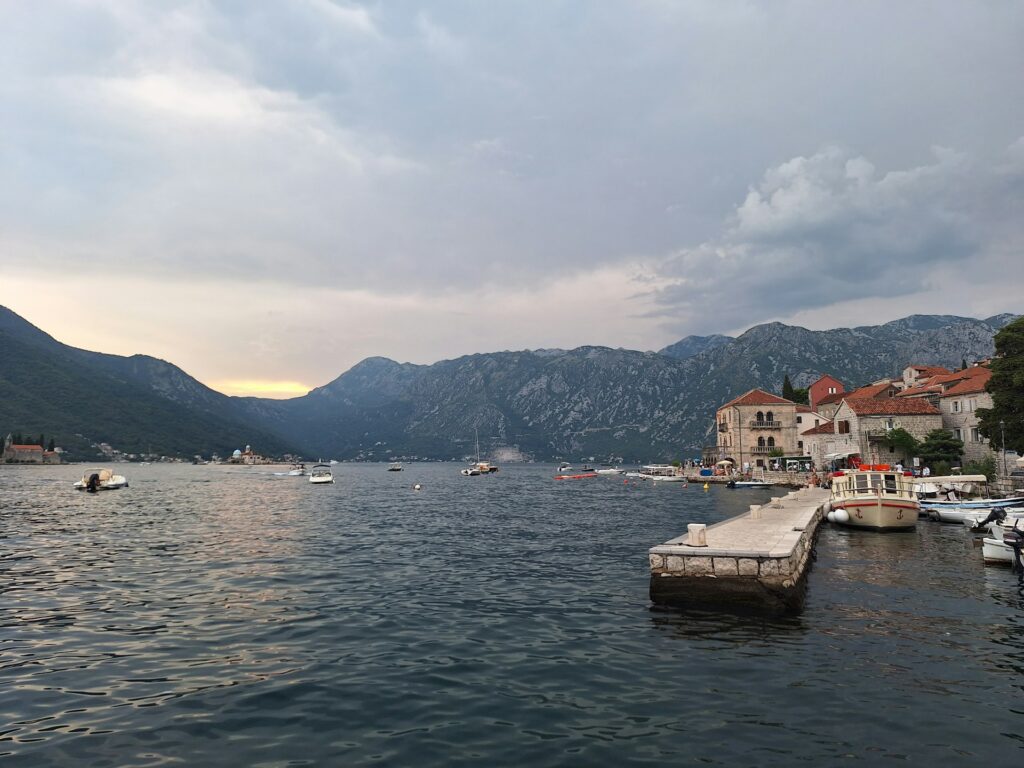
<box><xmin>707</xmin><ymin>361</ymin><xmax>1019</xmax><ymax>477</ymax></box>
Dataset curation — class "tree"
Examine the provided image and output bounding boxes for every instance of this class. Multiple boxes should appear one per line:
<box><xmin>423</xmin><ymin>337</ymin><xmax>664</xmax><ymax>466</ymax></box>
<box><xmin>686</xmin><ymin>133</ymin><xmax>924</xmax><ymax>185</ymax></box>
<box><xmin>791</xmin><ymin>387</ymin><xmax>809</xmax><ymax>405</ymax></box>
<box><xmin>963</xmin><ymin>455</ymin><xmax>997</xmax><ymax>481</ymax></box>
<box><xmin>47</xmin><ymin>437</ymin><xmax>55</xmax><ymax>451</ymax></box>
<box><xmin>782</xmin><ymin>374</ymin><xmax>795</xmax><ymax>401</ymax></box>
<box><xmin>886</xmin><ymin>427</ymin><xmax>919</xmax><ymax>461</ymax></box>
<box><xmin>961</xmin><ymin>357</ymin><xmax>968</xmax><ymax>371</ymax></box>
<box><xmin>918</xmin><ymin>428</ymin><xmax>964</xmax><ymax>467</ymax></box>
<box><xmin>978</xmin><ymin>316</ymin><xmax>1024</xmax><ymax>454</ymax></box>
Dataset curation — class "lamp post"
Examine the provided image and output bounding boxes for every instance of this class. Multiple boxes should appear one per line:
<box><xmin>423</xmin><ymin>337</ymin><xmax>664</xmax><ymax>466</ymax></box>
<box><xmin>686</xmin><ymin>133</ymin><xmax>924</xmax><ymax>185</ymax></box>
<box><xmin>1000</xmin><ymin>419</ymin><xmax>1007</xmax><ymax>478</ymax></box>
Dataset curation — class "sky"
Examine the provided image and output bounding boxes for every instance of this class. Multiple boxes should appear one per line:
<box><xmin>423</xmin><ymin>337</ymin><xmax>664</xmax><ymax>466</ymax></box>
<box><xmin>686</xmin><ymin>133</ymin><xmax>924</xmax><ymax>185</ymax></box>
<box><xmin>2</xmin><ymin>1</ymin><xmax>1022</xmax><ymax>398</ymax></box>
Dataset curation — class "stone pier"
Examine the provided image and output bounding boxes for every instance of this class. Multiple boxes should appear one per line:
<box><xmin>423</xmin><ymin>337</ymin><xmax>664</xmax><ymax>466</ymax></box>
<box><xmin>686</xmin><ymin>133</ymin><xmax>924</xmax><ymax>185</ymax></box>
<box><xmin>649</xmin><ymin>487</ymin><xmax>831</xmax><ymax>613</ymax></box>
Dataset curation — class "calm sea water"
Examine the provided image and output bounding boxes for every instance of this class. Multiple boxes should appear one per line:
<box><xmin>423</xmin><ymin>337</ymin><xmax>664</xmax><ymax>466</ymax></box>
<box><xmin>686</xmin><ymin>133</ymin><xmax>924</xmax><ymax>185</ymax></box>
<box><xmin>1</xmin><ymin>463</ymin><xmax>1022</xmax><ymax>766</ymax></box>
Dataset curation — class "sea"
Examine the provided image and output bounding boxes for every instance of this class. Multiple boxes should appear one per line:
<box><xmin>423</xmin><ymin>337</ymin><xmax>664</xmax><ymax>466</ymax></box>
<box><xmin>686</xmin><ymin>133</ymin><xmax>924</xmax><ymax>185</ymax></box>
<box><xmin>2</xmin><ymin>463</ymin><xmax>1022</xmax><ymax>766</ymax></box>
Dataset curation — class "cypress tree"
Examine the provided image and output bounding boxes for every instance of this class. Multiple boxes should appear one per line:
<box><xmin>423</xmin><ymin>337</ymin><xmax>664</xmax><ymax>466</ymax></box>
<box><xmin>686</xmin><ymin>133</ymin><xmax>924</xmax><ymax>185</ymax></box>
<box><xmin>782</xmin><ymin>374</ymin><xmax>795</xmax><ymax>401</ymax></box>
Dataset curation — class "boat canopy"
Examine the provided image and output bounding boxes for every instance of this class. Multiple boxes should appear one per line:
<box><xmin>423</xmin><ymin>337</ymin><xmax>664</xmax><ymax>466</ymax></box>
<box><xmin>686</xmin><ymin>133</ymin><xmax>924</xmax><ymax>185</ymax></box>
<box><xmin>82</xmin><ymin>468</ymin><xmax>114</xmax><ymax>482</ymax></box>
<box><xmin>824</xmin><ymin>450</ymin><xmax>860</xmax><ymax>460</ymax></box>
<box><xmin>911</xmin><ymin>474</ymin><xmax>988</xmax><ymax>485</ymax></box>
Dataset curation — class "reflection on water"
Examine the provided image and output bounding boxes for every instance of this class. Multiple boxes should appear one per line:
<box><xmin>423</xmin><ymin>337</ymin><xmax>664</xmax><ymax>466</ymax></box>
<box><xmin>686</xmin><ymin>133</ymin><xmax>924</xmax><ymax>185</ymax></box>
<box><xmin>1</xmin><ymin>463</ymin><xmax>1022</xmax><ymax>766</ymax></box>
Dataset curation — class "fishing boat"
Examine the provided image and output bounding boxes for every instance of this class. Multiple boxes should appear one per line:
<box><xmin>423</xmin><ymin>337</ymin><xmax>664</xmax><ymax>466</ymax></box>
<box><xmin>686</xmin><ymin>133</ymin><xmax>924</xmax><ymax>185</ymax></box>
<box><xmin>826</xmin><ymin>464</ymin><xmax>919</xmax><ymax>531</ymax></box>
<box><xmin>73</xmin><ymin>468</ymin><xmax>129</xmax><ymax>492</ymax></box>
<box><xmin>308</xmin><ymin>464</ymin><xmax>334</xmax><ymax>484</ymax></box>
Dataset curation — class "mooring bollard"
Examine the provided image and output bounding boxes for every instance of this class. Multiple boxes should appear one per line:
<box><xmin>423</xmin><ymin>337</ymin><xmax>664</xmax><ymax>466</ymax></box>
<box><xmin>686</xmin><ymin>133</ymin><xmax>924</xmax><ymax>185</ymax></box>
<box><xmin>687</xmin><ymin>523</ymin><xmax>708</xmax><ymax>546</ymax></box>
<box><xmin>750</xmin><ymin>505</ymin><xmax>762</xmax><ymax>519</ymax></box>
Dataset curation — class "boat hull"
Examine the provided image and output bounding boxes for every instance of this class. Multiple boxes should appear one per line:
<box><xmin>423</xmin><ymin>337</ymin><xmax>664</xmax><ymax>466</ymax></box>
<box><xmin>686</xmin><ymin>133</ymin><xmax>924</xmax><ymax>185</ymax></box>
<box><xmin>833</xmin><ymin>498</ymin><xmax>918</xmax><ymax>531</ymax></box>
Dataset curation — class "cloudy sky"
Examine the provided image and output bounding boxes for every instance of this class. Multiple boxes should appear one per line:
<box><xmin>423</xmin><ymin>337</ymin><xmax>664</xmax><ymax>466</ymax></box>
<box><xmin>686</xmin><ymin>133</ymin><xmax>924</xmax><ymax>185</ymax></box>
<box><xmin>2</xmin><ymin>1</ymin><xmax>1022</xmax><ymax>397</ymax></box>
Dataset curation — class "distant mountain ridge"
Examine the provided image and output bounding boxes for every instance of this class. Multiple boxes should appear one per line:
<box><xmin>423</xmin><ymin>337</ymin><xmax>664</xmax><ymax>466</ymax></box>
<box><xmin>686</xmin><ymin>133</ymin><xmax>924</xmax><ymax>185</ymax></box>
<box><xmin>1</xmin><ymin>306</ymin><xmax>1017</xmax><ymax>461</ymax></box>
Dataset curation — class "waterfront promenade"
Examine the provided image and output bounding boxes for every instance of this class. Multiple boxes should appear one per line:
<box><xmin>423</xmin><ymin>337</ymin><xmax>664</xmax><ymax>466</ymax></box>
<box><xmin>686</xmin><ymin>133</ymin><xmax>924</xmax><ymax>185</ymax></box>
<box><xmin>649</xmin><ymin>487</ymin><xmax>831</xmax><ymax>612</ymax></box>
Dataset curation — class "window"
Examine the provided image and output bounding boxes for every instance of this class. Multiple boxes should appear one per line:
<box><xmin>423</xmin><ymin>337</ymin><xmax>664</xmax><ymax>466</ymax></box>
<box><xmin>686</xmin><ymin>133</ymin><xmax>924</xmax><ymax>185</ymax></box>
<box><xmin>968</xmin><ymin>398</ymin><xmax>977</xmax><ymax>412</ymax></box>
<box><xmin>798</xmin><ymin>440</ymin><xmax>804</xmax><ymax>451</ymax></box>
<box><xmin>758</xmin><ymin>437</ymin><xmax>765</xmax><ymax>447</ymax></box>
<box><xmin>767</xmin><ymin>436</ymin><xmax>775</xmax><ymax>448</ymax></box>
<box><xmin>838</xmin><ymin>420</ymin><xmax>851</xmax><ymax>434</ymax></box>
<box><xmin>828</xmin><ymin>386</ymin><xmax>837</xmax><ymax>394</ymax></box>
<box><xmin>765</xmin><ymin>411</ymin><xmax>774</xmax><ymax>423</ymax></box>
<box><xmin>952</xmin><ymin>400</ymin><xmax>961</xmax><ymax>413</ymax></box>
<box><xmin>954</xmin><ymin>428</ymin><xmax>963</xmax><ymax>441</ymax></box>
<box><xmin>756</xmin><ymin>411</ymin><xmax>764</xmax><ymax>422</ymax></box>
<box><xmin>797</xmin><ymin>416</ymin><xmax>803</xmax><ymax>424</ymax></box>
<box><xmin>971</xmin><ymin>427</ymin><xmax>981</xmax><ymax>442</ymax></box>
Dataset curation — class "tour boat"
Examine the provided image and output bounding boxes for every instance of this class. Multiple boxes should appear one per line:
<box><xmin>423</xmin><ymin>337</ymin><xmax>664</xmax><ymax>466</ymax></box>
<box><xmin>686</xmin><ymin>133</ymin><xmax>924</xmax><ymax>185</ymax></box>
<box><xmin>73</xmin><ymin>468</ymin><xmax>129</xmax><ymax>492</ymax></box>
<box><xmin>387</xmin><ymin>462</ymin><xmax>404</xmax><ymax>472</ymax></box>
<box><xmin>639</xmin><ymin>464</ymin><xmax>687</xmax><ymax>482</ymax></box>
<box><xmin>308</xmin><ymin>464</ymin><xmax>334</xmax><ymax>484</ymax></box>
<box><xmin>827</xmin><ymin>465</ymin><xmax>919</xmax><ymax>531</ymax></box>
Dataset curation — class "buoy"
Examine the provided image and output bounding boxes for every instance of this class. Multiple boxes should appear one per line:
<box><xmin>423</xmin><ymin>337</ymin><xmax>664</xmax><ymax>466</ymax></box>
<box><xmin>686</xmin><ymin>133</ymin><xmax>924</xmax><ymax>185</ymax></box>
<box><xmin>413</xmin><ymin>483</ymin><xmax>422</xmax><ymax>491</ymax></box>
<box><xmin>703</xmin><ymin>482</ymin><xmax>709</xmax><ymax>491</ymax></box>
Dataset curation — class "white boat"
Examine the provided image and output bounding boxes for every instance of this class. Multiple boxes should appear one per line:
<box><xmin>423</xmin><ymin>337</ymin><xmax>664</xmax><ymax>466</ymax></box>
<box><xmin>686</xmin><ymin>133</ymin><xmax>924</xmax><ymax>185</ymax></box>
<box><xmin>639</xmin><ymin>464</ymin><xmax>687</xmax><ymax>482</ymax></box>
<box><xmin>595</xmin><ymin>467</ymin><xmax>624</xmax><ymax>475</ymax></box>
<box><xmin>962</xmin><ymin>508</ymin><xmax>1024</xmax><ymax>530</ymax></box>
<box><xmin>914</xmin><ymin>474</ymin><xmax>1024</xmax><ymax>513</ymax></box>
<box><xmin>387</xmin><ymin>462</ymin><xmax>404</xmax><ymax>472</ymax></box>
<box><xmin>558</xmin><ymin>463</ymin><xmax>573</xmax><ymax>472</ymax></box>
<box><xmin>74</xmin><ymin>468</ymin><xmax>129</xmax><ymax>492</ymax></box>
<box><xmin>827</xmin><ymin>465</ymin><xmax>919</xmax><ymax>531</ymax></box>
<box><xmin>308</xmin><ymin>464</ymin><xmax>334</xmax><ymax>484</ymax></box>
<box><xmin>982</xmin><ymin>518</ymin><xmax>1024</xmax><ymax>566</ymax></box>
<box><xmin>461</xmin><ymin>429</ymin><xmax>498</xmax><ymax>476</ymax></box>
<box><xmin>287</xmin><ymin>464</ymin><xmax>306</xmax><ymax>476</ymax></box>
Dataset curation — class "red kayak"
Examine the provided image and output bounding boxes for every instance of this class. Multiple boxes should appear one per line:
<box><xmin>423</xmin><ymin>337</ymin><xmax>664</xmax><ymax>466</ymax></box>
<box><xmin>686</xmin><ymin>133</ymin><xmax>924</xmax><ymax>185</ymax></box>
<box><xmin>554</xmin><ymin>472</ymin><xmax>598</xmax><ymax>480</ymax></box>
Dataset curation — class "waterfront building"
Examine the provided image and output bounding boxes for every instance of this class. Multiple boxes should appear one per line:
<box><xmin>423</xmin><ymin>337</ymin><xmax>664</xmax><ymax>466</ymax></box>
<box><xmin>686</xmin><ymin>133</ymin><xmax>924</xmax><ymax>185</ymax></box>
<box><xmin>2</xmin><ymin>434</ymin><xmax>61</xmax><ymax>464</ymax></box>
<box><xmin>715</xmin><ymin>389</ymin><xmax>801</xmax><ymax>469</ymax></box>
<box><xmin>814</xmin><ymin>379</ymin><xmax>901</xmax><ymax>420</ymax></box>
<box><xmin>830</xmin><ymin>397</ymin><xmax>943</xmax><ymax>466</ymax></box>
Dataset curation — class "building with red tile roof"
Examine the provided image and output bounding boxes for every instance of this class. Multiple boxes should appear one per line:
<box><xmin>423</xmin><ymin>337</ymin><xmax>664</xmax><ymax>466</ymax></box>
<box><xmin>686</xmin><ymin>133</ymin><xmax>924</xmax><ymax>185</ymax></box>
<box><xmin>808</xmin><ymin>374</ymin><xmax>844</xmax><ymax>411</ymax></box>
<box><xmin>715</xmin><ymin>389</ymin><xmax>802</xmax><ymax>469</ymax></box>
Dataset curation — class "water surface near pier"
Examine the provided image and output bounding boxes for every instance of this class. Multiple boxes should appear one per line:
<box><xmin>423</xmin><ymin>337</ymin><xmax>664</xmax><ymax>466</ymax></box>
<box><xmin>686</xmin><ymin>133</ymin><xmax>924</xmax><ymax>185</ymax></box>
<box><xmin>2</xmin><ymin>463</ymin><xmax>1022</xmax><ymax>766</ymax></box>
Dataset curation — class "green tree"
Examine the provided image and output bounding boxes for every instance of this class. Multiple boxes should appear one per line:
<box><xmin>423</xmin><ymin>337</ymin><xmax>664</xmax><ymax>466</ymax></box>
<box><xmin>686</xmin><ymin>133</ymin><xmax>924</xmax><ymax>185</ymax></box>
<box><xmin>978</xmin><ymin>316</ymin><xmax>1024</xmax><ymax>454</ymax></box>
<box><xmin>962</xmin><ymin>455</ymin><xmax>997</xmax><ymax>481</ymax></box>
<box><xmin>782</xmin><ymin>374</ymin><xmax>795</xmax><ymax>401</ymax></box>
<box><xmin>885</xmin><ymin>427</ymin><xmax>919</xmax><ymax>460</ymax></box>
<box><xmin>918</xmin><ymin>428</ymin><xmax>964</xmax><ymax>466</ymax></box>
<box><xmin>961</xmin><ymin>357</ymin><xmax>968</xmax><ymax>371</ymax></box>
<box><xmin>38</xmin><ymin>434</ymin><xmax>44</xmax><ymax>448</ymax></box>
<box><xmin>47</xmin><ymin>437</ymin><xmax>55</xmax><ymax>451</ymax></box>
<box><xmin>791</xmin><ymin>386</ymin><xmax>809</xmax><ymax>405</ymax></box>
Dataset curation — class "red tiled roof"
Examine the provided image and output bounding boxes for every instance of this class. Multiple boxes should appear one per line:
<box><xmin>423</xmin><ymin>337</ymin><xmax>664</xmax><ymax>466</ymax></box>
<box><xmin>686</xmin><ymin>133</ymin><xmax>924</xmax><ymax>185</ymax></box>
<box><xmin>719</xmin><ymin>389</ymin><xmax>796</xmax><ymax>408</ymax></box>
<box><xmin>899</xmin><ymin>366</ymin><xmax>989</xmax><ymax>398</ymax></box>
<box><xmin>801</xmin><ymin>422</ymin><xmax>835</xmax><ymax>435</ymax></box>
<box><xmin>10</xmin><ymin>444</ymin><xmax>43</xmax><ymax>451</ymax></box>
<box><xmin>843</xmin><ymin>398</ymin><xmax>941</xmax><ymax>416</ymax></box>
<box><xmin>909</xmin><ymin>365</ymin><xmax>951</xmax><ymax>376</ymax></box>
<box><xmin>796</xmin><ymin>405</ymin><xmax>813</xmax><ymax>412</ymax></box>
<box><xmin>942</xmin><ymin>368</ymin><xmax>991</xmax><ymax>396</ymax></box>
<box><xmin>818</xmin><ymin>380</ymin><xmax>895</xmax><ymax>405</ymax></box>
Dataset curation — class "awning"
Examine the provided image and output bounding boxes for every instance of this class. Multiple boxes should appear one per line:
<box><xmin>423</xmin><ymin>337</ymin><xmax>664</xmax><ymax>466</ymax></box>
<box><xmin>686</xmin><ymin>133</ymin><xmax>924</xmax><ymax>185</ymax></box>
<box><xmin>715</xmin><ymin>459</ymin><xmax>734</xmax><ymax>466</ymax></box>
<box><xmin>824</xmin><ymin>450</ymin><xmax>860</xmax><ymax>460</ymax></box>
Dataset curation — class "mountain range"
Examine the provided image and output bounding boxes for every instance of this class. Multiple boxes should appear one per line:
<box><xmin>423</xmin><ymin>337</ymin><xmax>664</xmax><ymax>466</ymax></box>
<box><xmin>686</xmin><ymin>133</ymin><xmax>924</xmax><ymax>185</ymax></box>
<box><xmin>0</xmin><ymin>306</ymin><xmax>1016</xmax><ymax>461</ymax></box>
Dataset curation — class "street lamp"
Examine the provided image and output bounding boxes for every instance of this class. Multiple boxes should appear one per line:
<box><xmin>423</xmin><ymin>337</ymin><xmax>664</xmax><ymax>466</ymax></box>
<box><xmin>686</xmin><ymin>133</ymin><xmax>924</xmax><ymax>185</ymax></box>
<box><xmin>1000</xmin><ymin>419</ymin><xmax>1006</xmax><ymax>477</ymax></box>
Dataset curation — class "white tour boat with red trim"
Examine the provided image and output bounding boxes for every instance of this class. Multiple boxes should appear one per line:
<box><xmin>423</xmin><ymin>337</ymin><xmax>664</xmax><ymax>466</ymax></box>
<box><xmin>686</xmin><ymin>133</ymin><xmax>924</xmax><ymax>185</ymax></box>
<box><xmin>827</xmin><ymin>464</ymin><xmax>919</xmax><ymax>531</ymax></box>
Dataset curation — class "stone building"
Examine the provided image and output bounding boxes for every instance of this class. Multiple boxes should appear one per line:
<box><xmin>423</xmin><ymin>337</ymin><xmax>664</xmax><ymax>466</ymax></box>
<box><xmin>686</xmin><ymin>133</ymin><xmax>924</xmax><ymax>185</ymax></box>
<box><xmin>832</xmin><ymin>398</ymin><xmax>943</xmax><ymax>467</ymax></box>
<box><xmin>716</xmin><ymin>389</ymin><xmax>800</xmax><ymax>469</ymax></box>
<box><xmin>2</xmin><ymin>434</ymin><xmax>60</xmax><ymax>464</ymax></box>
<box><xmin>937</xmin><ymin>369</ymin><xmax>996</xmax><ymax>463</ymax></box>
<box><xmin>902</xmin><ymin>364</ymin><xmax>952</xmax><ymax>391</ymax></box>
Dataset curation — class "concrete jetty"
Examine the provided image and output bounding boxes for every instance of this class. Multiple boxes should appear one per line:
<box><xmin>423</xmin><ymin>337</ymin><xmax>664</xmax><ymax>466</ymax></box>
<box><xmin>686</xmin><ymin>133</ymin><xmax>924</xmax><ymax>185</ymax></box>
<box><xmin>649</xmin><ymin>487</ymin><xmax>831</xmax><ymax>612</ymax></box>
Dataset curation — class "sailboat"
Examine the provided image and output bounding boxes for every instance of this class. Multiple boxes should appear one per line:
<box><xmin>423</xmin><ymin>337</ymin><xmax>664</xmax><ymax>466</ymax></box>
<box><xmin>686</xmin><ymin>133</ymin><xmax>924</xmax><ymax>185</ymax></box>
<box><xmin>461</xmin><ymin>428</ymin><xmax>499</xmax><ymax>475</ymax></box>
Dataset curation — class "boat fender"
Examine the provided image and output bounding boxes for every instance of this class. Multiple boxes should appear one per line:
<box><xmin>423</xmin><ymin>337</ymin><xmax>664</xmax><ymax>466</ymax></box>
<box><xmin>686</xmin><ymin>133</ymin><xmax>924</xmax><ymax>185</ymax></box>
<box><xmin>826</xmin><ymin>510</ymin><xmax>835</xmax><ymax>523</ymax></box>
<box><xmin>833</xmin><ymin>509</ymin><xmax>850</xmax><ymax>524</ymax></box>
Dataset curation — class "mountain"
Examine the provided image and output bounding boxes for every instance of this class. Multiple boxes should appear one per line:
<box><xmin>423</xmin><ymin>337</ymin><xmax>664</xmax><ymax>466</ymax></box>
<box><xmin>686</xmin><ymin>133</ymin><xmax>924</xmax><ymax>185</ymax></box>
<box><xmin>1</xmin><ymin>306</ymin><xmax>1017</xmax><ymax>461</ymax></box>
<box><xmin>245</xmin><ymin>314</ymin><xmax>1014</xmax><ymax>460</ymax></box>
<box><xmin>658</xmin><ymin>334</ymin><xmax>734</xmax><ymax>360</ymax></box>
<box><xmin>0</xmin><ymin>307</ymin><xmax>300</xmax><ymax>459</ymax></box>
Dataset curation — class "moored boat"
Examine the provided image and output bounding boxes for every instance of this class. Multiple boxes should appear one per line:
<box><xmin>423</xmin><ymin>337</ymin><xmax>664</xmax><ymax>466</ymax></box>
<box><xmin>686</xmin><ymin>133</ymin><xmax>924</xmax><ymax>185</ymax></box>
<box><xmin>639</xmin><ymin>464</ymin><xmax>687</xmax><ymax>482</ymax></box>
<box><xmin>387</xmin><ymin>462</ymin><xmax>404</xmax><ymax>472</ymax></box>
<box><xmin>827</xmin><ymin>465</ymin><xmax>919</xmax><ymax>531</ymax></box>
<box><xmin>74</xmin><ymin>468</ymin><xmax>129</xmax><ymax>492</ymax></box>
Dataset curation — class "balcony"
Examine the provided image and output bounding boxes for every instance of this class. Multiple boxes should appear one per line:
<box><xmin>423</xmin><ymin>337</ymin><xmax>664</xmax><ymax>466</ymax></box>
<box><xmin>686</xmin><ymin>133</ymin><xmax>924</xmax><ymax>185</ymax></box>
<box><xmin>749</xmin><ymin>420</ymin><xmax>782</xmax><ymax>429</ymax></box>
<box><xmin>750</xmin><ymin>446</ymin><xmax>776</xmax><ymax>454</ymax></box>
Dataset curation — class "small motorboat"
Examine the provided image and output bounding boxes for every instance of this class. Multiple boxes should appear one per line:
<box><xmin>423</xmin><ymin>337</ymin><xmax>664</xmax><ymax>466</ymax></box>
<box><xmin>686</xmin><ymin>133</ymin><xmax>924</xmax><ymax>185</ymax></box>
<box><xmin>558</xmin><ymin>463</ymin><xmax>573</xmax><ymax>472</ymax></box>
<box><xmin>387</xmin><ymin>462</ymin><xmax>404</xmax><ymax>472</ymax></box>
<box><xmin>595</xmin><ymin>467</ymin><xmax>624</xmax><ymax>475</ymax></box>
<box><xmin>287</xmin><ymin>464</ymin><xmax>306</xmax><ymax>476</ymax></box>
<box><xmin>962</xmin><ymin>507</ymin><xmax>1024</xmax><ymax>530</ymax></box>
<box><xmin>308</xmin><ymin>464</ymin><xmax>334</xmax><ymax>484</ymax></box>
<box><xmin>461</xmin><ymin>467</ymin><xmax>481</xmax><ymax>476</ymax></box>
<box><xmin>74</xmin><ymin>468</ymin><xmax>129</xmax><ymax>492</ymax></box>
<box><xmin>982</xmin><ymin>518</ymin><xmax>1024</xmax><ymax>567</ymax></box>
<box><xmin>727</xmin><ymin>480</ymin><xmax>773</xmax><ymax>489</ymax></box>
